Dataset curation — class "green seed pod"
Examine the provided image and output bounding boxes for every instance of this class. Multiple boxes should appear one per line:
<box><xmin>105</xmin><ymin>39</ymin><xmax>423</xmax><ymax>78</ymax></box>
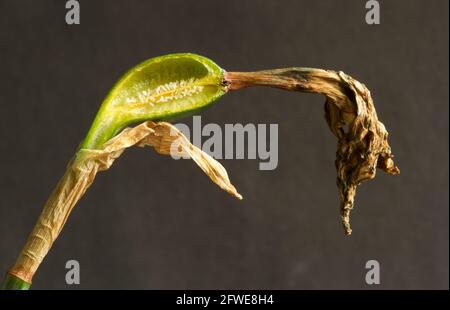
<box><xmin>81</xmin><ymin>53</ymin><xmax>225</xmax><ymax>149</ymax></box>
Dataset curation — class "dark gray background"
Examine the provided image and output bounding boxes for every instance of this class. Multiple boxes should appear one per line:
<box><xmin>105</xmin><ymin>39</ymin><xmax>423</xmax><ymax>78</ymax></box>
<box><xmin>0</xmin><ymin>0</ymin><xmax>448</xmax><ymax>289</ymax></box>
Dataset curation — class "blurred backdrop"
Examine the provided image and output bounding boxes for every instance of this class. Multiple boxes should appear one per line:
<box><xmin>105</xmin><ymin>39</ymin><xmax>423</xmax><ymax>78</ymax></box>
<box><xmin>0</xmin><ymin>0</ymin><xmax>448</xmax><ymax>289</ymax></box>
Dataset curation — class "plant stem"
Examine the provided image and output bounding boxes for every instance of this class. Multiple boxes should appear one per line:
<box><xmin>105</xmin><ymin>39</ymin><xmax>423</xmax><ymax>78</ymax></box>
<box><xmin>2</xmin><ymin>65</ymin><xmax>399</xmax><ymax>289</ymax></box>
<box><xmin>2</xmin><ymin>153</ymin><xmax>95</xmax><ymax>289</ymax></box>
<box><xmin>1</xmin><ymin>274</ymin><xmax>31</xmax><ymax>290</ymax></box>
<box><xmin>2</xmin><ymin>119</ymin><xmax>242</xmax><ymax>289</ymax></box>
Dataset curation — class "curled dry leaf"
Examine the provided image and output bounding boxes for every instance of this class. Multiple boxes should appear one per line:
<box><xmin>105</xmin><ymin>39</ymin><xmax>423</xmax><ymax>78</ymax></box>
<box><xmin>9</xmin><ymin>121</ymin><xmax>241</xmax><ymax>283</ymax></box>
<box><xmin>224</xmin><ymin>68</ymin><xmax>400</xmax><ymax>235</ymax></box>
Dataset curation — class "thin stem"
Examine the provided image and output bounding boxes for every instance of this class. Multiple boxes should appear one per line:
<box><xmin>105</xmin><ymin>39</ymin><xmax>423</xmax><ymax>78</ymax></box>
<box><xmin>224</xmin><ymin>69</ymin><xmax>356</xmax><ymax>114</ymax></box>
<box><xmin>4</xmin><ymin>154</ymin><xmax>93</xmax><ymax>287</ymax></box>
<box><xmin>1</xmin><ymin>274</ymin><xmax>31</xmax><ymax>290</ymax></box>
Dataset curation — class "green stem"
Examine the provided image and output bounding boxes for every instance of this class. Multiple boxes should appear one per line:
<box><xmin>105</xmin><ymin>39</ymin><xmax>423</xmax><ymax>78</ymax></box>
<box><xmin>1</xmin><ymin>274</ymin><xmax>31</xmax><ymax>290</ymax></box>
